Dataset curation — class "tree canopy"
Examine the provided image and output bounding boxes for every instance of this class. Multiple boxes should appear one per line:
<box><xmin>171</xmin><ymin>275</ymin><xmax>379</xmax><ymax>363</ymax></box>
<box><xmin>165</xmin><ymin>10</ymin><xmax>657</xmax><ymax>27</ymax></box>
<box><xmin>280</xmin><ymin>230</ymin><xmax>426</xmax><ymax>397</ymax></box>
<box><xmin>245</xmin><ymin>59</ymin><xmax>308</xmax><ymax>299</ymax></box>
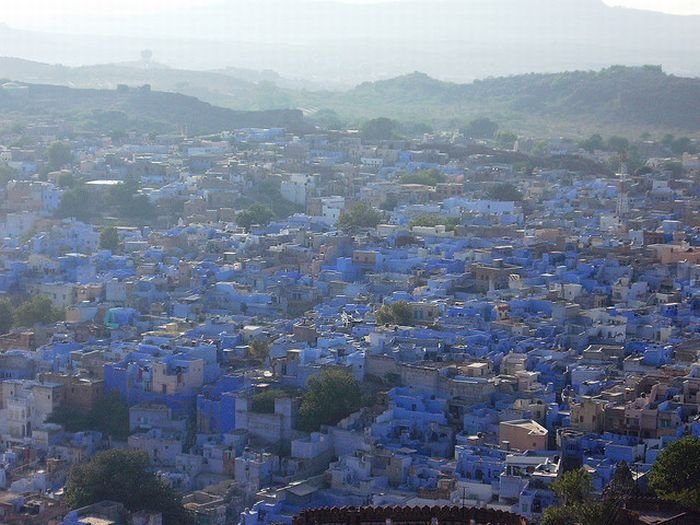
<box><xmin>551</xmin><ymin>467</ymin><xmax>593</xmax><ymax>505</ymax></box>
<box><xmin>375</xmin><ymin>300</ymin><xmax>414</xmax><ymax>326</ymax></box>
<box><xmin>542</xmin><ymin>468</ymin><xmax>610</xmax><ymax>525</ymax></box>
<box><xmin>13</xmin><ymin>296</ymin><xmax>63</xmax><ymax>328</ymax></box>
<box><xmin>310</xmin><ymin>109</ymin><xmax>345</xmax><ymax>130</ymax></box>
<box><xmin>64</xmin><ymin>449</ymin><xmax>192</xmax><ymax>525</ymax></box>
<box><xmin>0</xmin><ymin>162</ymin><xmax>18</xmax><ymax>187</ymax></box>
<box><xmin>605</xmin><ymin>461</ymin><xmax>635</xmax><ymax>501</ymax></box>
<box><xmin>649</xmin><ymin>436</ymin><xmax>700</xmax><ymax>510</ymax></box>
<box><xmin>337</xmin><ymin>202</ymin><xmax>383</xmax><ymax>232</ymax></box>
<box><xmin>107</xmin><ymin>175</ymin><xmax>155</xmax><ymax>221</ymax></box>
<box><xmin>607</xmin><ymin>135</ymin><xmax>630</xmax><ymax>154</ymax></box>
<box><xmin>297</xmin><ymin>368</ymin><xmax>363</xmax><ymax>431</ymax></box>
<box><xmin>47</xmin><ymin>141</ymin><xmax>72</xmax><ymax>170</ymax></box>
<box><xmin>579</xmin><ymin>133</ymin><xmax>605</xmax><ymax>153</ymax></box>
<box><xmin>249</xmin><ymin>338</ymin><xmax>270</xmax><ymax>361</ymax></box>
<box><xmin>461</xmin><ymin>117</ymin><xmax>498</xmax><ymax>139</ymax></box>
<box><xmin>487</xmin><ymin>182</ymin><xmax>523</xmax><ymax>201</ymax></box>
<box><xmin>47</xmin><ymin>393</ymin><xmax>129</xmax><ymax>440</ymax></box>
<box><xmin>399</xmin><ymin>169</ymin><xmax>446</xmax><ymax>186</ymax></box>
<box><xmin>496</xmin><ymin>131</ymin><xmax>518</xmax><ymax>149</ymax></box>
<box><xmin>409</xmin><ymin>214</ymin><xmax>460</xmax><ymax>232</ymax></box>
<box><xmin>360</xmin><ymin>117</ymin><xmax>398</xmax><ymax>141</ymax></box>
<box><xmin>237</xmin><ymin>203</ymin><xmax>274</xmax><ymax>231</ymax></box>
<box><xmin>100</xmin><ymin>226</ymin><xmax>120</xmax><ymax>252</ymax></box>
<box><xmin>669</xmin><ymin>136</ymin><xmax>695</xmax><ymax>155</ymax></box>
<box><xmin>0</xmin><ymin>299</ymin><xmax>12</xmax><ymax>335</ymax></box>
<box><xmin>250</xmin><ymin>388</ymin><xmax>287</xmax><ymax>414</ymax></box>
<box><xmin>56</xmin><ymin>185</ymin><xmax>99</xmax><ymax>222</ymax></box>
<box><xmin>56</xmin><ymin>171</ymin><xmax>77</xmax><ymax>189</ymax></box>
<box><xmin>379</xmin><ymin>194</ymin><xmax>399</xmax><ymax>211</ymax></box>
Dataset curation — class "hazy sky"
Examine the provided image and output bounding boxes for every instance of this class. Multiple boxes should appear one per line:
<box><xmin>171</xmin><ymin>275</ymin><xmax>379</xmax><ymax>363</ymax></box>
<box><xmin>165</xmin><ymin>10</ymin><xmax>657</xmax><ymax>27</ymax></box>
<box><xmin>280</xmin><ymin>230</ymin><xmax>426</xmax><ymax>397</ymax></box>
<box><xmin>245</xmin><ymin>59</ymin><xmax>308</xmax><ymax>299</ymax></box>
<box><xmin>605</xmin><ymin>0</ymin><xmax>700</xmax><ymax>14</ymax></box>
<box><xmin>2</xmin><ymin>0</ymin><xmax>699</xmax><ymax>29</ymax></box>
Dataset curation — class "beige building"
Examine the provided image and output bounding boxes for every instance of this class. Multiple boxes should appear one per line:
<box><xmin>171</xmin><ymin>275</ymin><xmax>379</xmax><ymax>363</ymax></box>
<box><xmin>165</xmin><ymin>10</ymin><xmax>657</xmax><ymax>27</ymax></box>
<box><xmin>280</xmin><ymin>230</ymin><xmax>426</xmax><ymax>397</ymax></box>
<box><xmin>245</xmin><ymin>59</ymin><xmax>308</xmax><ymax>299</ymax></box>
<box><xmin>1</xmin><ymin>380</ymin><xmax>63</xmax><ymax>440</ymax></box>
<box><xmin>151</xmin><ymin>359</ymin><xmax>204</xmax><ymax>395</ymax></box>
<box><xmin>570</xmin><ymin>396</ymin><xmax>608</xmax><ymax>433</ymax></box>
<box><xmin>499</xmin><ymin>419</ymin><xmax>548</xmax><ymax>452</ymax></box>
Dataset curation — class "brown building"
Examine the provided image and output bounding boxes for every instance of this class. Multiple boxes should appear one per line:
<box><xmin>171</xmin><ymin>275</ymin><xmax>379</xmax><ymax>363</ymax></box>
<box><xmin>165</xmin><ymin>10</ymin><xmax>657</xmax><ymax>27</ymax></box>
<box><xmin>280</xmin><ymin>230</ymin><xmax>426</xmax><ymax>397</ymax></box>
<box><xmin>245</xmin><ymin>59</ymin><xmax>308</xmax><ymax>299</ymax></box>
<box><xmin>38</xmin><ymin>372</ymin><xmax>103</xmax><ymax>411</ymax></box>
<box><xmin>0</xmin><ymin>492</ymin><xmax>66</xmax><ymax>525</ymax></box>
<box><xmin>472</xmin><ymin>260</ymin><xmax>522</xmax><ymax>292</ymax></box>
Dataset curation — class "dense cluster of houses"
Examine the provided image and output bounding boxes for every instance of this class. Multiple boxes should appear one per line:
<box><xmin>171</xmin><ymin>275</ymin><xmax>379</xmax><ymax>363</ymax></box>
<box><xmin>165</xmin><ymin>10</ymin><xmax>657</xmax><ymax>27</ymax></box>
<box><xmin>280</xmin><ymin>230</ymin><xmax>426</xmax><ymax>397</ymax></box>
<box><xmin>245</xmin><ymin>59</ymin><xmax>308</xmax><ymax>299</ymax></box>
<box><xmin>0</xmin><ymin>122</ymin><xmax>699</xmax><ymax>524</ymax></box>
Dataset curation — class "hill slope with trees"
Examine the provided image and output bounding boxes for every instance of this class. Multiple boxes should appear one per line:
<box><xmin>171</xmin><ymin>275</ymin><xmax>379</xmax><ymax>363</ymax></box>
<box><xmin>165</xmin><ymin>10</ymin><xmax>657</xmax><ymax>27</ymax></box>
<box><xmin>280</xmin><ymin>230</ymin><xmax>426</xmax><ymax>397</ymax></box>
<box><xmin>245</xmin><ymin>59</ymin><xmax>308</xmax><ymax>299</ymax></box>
<box><xmin>311</xmin><ymin>66</ymin><xmax>700</xmax><ymax>135</ymax></box>
<box><xmin>1</xmin><ymin>65</ymin><xmax>699</xmax><ymax>137</ymax></box>
<box><xmin>0</xmin><ymin>80</ymin><xmax>307</xmax><ymax>135</ymax></box>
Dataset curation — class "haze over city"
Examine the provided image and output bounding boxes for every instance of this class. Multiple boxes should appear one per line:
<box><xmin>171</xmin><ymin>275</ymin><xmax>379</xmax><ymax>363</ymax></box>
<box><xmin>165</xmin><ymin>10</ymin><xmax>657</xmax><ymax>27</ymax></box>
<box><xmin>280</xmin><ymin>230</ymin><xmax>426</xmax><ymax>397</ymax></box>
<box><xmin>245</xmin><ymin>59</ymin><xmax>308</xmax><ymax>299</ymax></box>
<box><xmin>0</xmin><ymin>1</ymin><xmax>700</xmax><ymax>525</ymax></box>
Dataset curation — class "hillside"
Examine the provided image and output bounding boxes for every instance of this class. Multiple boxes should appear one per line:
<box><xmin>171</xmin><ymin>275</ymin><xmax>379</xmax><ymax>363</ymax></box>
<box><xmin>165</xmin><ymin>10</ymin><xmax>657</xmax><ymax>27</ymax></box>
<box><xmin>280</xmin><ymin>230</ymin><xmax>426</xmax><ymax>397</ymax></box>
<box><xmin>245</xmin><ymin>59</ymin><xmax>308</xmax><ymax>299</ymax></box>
<box><xmin>0</xmin><ymin>81</ymin><xmax>306</xmax><ymax>135</ymax></box>
<box><xmin>304</xmin><ymin>66</ymin><xmax>700</xmax><ymax>136</ymax></box>
<box><xmin>0</xmin><ymin>57</ymin><xmax>297</xmax><ymax>112</ymax></box>
<box><xmin>1</xmin><ymin>65</ymin><xmax>699</xmax><ymax>138</ymax></box>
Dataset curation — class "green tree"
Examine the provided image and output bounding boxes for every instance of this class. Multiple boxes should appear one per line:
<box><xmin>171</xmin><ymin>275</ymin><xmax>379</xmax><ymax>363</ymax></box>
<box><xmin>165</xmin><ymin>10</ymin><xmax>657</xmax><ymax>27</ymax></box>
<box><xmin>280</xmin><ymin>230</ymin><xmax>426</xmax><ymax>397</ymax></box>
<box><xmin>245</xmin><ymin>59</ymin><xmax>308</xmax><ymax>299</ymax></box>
<box><xmin>47</xmin><ymin>141</ymin><xmax>72</xmax><ymax>170</ymax></box>
<box><xmin>375</xmin><ymin>300</ymin><xmax>414</xmax><ymax>326</ymax></box>
<box><xmin>607</xmin><ymin>136</ymin><xmax>630</xmax><ymax>154</ymax></box>
<box><xmin>250</xmin><ymin>389</ymin><xmax>287</xmax><ymax>414</ymax></box>
<box><xmin>671</xmin><ymin>137</ymin><xmax>695</xmax><ymax>155</ymax></box>
<box><xmin>541</xmin><ymin>503</ymin><xmax>607</xmax><ymax>525</ymax></box>
<box><xmin>13</xmin><ymin>296</ymin><xmax>63</xmax><ymax>328</ymax></box>
<box><xmin>337</xmin><ymin>202</ymin><xmax>383</xmax><ymax>232</ymax></box>
<box><xmin>110</xmin><ymin>129</ymin><xmax>128</xmax><ymax>143</ymax></box>
<box><xmin>0</xmin><ymin>299</ymin><xmax>12</xmax><ymax>334</ymax></box>
<box><xmin>461</xmin><ymin>117</ymin><xmax>498</xmax><ymax>139</ymax></box>
<box><xmin>551</xmin><ymin>468</ymin><xmax>593</xmax><ymax>506</ymax></box>
<box><xmin>379</xmin><ymin>194</ymin><xmax>399</xmax><ymax>211</ymax></box>
<box><xmin>310</xmin><ymin>109</ymin><xmax>345</xmax><ymax>130</ymax></box>
<box><xmin>100</xmin><ymin>226</ymin><xmax>120</xmax><ymax>252</ymax></box>
<box><xmin>237</xmin><ymin>203</ymin><xmax>274</xmax><ymax>231</ymax></box>
<box><xmin>409</xmin><ymin>214</ymin><xmax>460</xmax><ymax>232</ymax></box>
<box><xmin>542</xmin><ymin>468</ymin><xmax>611</xmax><ymax>525</ymax></box>
<box><xmin>47</xmin><ymin>393</ymin><xmax>129</xmax><ymax>440</ymax></box>
<box><xmin>579</xmin><ymin>133</ymin><xmax>605</xmax><ymax>152</ymax></box>
<box><xmin>106</xmin><ymin>175</ymin><xmax>154</xmax><ymax>221</ymax></box>
<box><xmin>0</xmin><ymin>163</ymin><xmax>18</xmax><ymax>187</ymax></box>
<box><xmin>249</xmin><ymin>339</ymin><xmax>270</xmax><ymax>361</ymax></box>
<box><xmin>605</xmin><ymin>461</ymin><xmax>635</xmax><ymax>501</ymax></box>
<box><xmin>360</xmin><ymin>117</ymin><xmax>397</xmax><ymax>141</ymax></box>
<box><xmin>649</xmin><ymin>436</ymin><xmax>700</xmax><ymax>510</ymax></box>
<box><xmin>124</xmin><ymin>193</ymin><xmax>155</xmax><ymax>221</ymax></box>
<box><xmin>298</xmin><ymin>368</ymin><xmax>363</xmax><ymax>431</ymax></box>
<box><xmin>64</xmin><ymin>449</ymin><xmax>192</xmax><ymax>525</ymax></box>
<box><xmin>662</xmin><ymin>133</ymin><xmax>675</xmax><ymax>147</ymax></box>
<box><xmin>496</xmin><ymin>131</ymin><xmax>518</xmax><ymax>149</ymax></box>
<box><xmin>487</xmin><ymin>182</ymin><xmax>523</xmax><ymax>201</ymax></box>
<box><xmin>248</xmin><ymin>178</ymin><xmax>303</xmax><ymax>219</ymax></box>
<box><xmin>56</xmin><ymin>171</ymin><xmax>77</xmax><ymax>188</ymax></box>
<box><xmin>399</xmin><ymin>169</ymin><xmax>446</xmax><ymax>186</ymax></box>
<box><xmin>56</xmin><ymin>185</ymin><xmax>100</xmax><ymax>222</ymax></box>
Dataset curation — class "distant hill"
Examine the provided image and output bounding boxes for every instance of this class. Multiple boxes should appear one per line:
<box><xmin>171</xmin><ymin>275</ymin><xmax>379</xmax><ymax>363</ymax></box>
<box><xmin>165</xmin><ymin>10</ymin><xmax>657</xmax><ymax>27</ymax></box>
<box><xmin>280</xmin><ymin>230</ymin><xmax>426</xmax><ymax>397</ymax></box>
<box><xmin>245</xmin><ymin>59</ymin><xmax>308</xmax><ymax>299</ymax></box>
<box><xmin>0</xmin><ymin>57</ymin><xmax>297</xmax><ymax>112</ymax></box>
<box><xmin>304</xmin><ymin>66</ymin><xmax>700</xmax><ymax>136</ymax></box>
<box><xmin>0</xmin><ymin>81</ymin><xmax>306</xmax><ymax>135</ymax></box>
<box><xmin>1</xmin><ymin>64</ymin><xmax>699</xmax><ymax>138</ymax></box>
